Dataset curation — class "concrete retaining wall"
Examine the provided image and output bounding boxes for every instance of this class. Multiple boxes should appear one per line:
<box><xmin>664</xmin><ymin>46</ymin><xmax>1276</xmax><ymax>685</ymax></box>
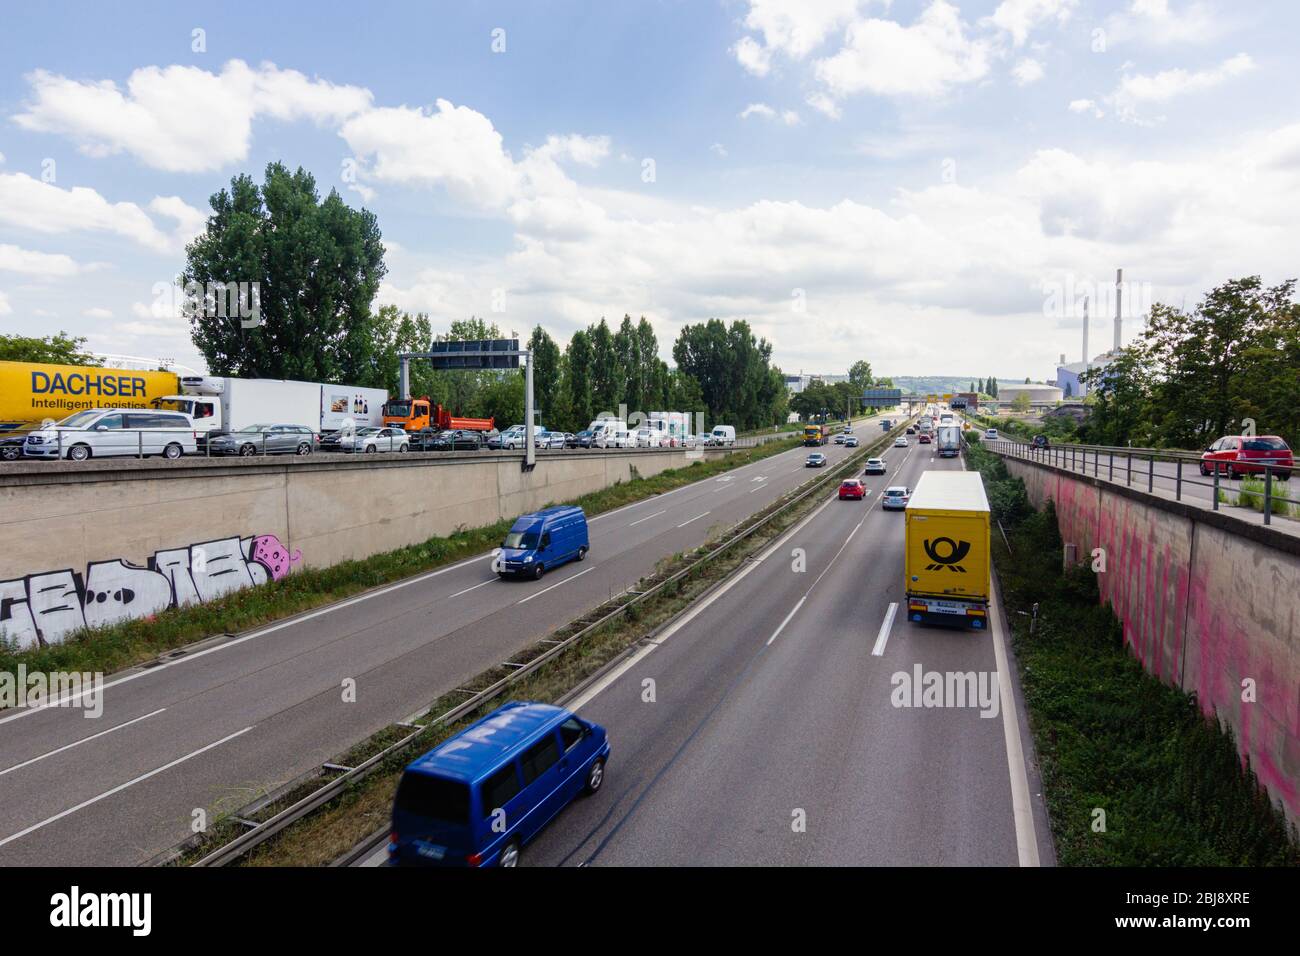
<box><xmin>0</xmin><ymin>447</ymin><xmax>737</xmax><ymax>649</ymax></box>
<box><xmin>1002</xmin><ymin>457</ymin><xmax>1300</xmax><ymax>824</ymax></box>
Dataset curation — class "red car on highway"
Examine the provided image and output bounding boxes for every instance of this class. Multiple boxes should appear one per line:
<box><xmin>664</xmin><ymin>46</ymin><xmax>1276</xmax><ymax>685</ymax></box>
<box><xmin>1200</xmin><ymin>435</ymin><xmax>1292</xmax><ymax>480</ymax></box>
<box><xmin>918</xmin><ymin>433</ymin><xmax>932</xmax><ymax>444</ymax></box>
<box><xmin>838</xmin><ymin>479</ymin><xmax>866</xmax><ymax>500</ymax></box>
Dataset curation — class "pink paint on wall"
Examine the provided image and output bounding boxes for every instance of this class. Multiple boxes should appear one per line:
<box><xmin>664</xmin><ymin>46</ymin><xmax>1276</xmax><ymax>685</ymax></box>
<box><xmin>1003</xmin><ymin>456</ymin><xmax>1300</xmax><ymax>823</ymax></box>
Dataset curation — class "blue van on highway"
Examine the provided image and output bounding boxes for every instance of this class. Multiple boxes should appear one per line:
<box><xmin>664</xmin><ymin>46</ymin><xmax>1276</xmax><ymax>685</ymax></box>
<box><xmin>389</xmin><ymin>701</ymin><xmax>611</xmax><ymax>867</ymax></box>
<box><xmin>497</xmin><ymin>505</ymin><xmax>589</xmax><ymax>579</ymax></box>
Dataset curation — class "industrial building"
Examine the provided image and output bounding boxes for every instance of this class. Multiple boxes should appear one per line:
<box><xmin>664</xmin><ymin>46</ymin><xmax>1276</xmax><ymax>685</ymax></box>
<box><xmin>997</xmin><ymin>382</ymin><xmax>1065</xmax><ymax>404</ymax></box>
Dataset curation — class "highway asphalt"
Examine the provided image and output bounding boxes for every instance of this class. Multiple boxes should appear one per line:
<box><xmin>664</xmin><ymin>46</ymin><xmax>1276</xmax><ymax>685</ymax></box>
<box><xmin>360</xmin><ymin>431</ymin><xmax>1051</xmax><ymax>867</ymax></box>
<box><xmin>0</xmin><ymin>416</ymin><xmax>886</xmax><ymax>866</ymax></box>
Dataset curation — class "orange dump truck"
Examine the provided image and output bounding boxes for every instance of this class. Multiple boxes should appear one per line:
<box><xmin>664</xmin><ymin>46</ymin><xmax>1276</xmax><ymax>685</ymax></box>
<box><xmin>381</xmin><ymin>396</ymin><xmax>494</xmax><ymax>433</ymax></box>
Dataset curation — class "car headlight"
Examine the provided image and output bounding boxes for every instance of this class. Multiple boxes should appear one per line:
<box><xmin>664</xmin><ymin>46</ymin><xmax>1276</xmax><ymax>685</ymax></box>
<box><xmin>524</xmin><ymin>555</ymin><xmax>533</xmax><ymax>562</ymax></box>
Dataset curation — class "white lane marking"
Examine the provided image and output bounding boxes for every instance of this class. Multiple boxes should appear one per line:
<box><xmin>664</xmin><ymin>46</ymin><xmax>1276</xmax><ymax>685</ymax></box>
<box><xmin>564</xmin><ymin>641</ymin><xmax>658</xmax><ymax>712</ymax></box>
<box><xmin>0</xmin><ymin>432</ymin><xmax>835</xmax><ymax>729</ymax></box>
<box><xmin>0</xmin><ymin>547</ymin><xmax>502</xmax><ymax>726</ymax></box>
<box><xmin>0</xmin><ymin>708</ymin><xmax>166</xmax><ymax>779</ymax></box>
<box><xmin>871</xmin><ymin>603</ymin><xmax>898</xmax><ymax>657</ymax></box>
<box><xmin>765</xmin><ymin>596</ymin><xmax>807</xmax><ymax>646</ymax></box>
<box><xmin>448</xmin><ymin>578</ymin><xmax>498</xmax><ymax>598</ymax></box>
<box><xmin>628</xmin><ymin>510</ymin><xmax>666</xmax><ymax>527</ymax></box>
<box><xmin>988</xmin><ymin>589</ymin><xmax>1040</xmax><ymax>867</ymax></box>
<box><xmin>569</xmin><ymin>496</ymin><xmax>838</xmax><ymax>716</ymax></box>
<box><xmin>677</xmin><ymin>512</ymin><xmax>710</xmax><ymax>528</ymax></box>
<box><xmin>0</xmin><ymin>725</ymin><xmax>254</xmax><ymax>849</ymax></box>
<box><xmin>960</xmin><ymin>450</ymin><xmax>1039</xmax><ymax>866</ymax></box>
<box><xmin>517</xmin><ymin>567</ymin><xmax>595</xmax><ymax>605</ymax></box>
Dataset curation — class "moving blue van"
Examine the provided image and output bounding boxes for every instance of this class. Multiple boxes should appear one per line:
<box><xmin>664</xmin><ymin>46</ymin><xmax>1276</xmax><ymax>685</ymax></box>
<box><xmin>497</xmin><ymin>505</ymin><xmax>589</xmax><ymax>579</ymax></box>
<box><xmin>389</xmin><ymin>701</ymin><xmax>611</xmax><ymax>867</ymax></box>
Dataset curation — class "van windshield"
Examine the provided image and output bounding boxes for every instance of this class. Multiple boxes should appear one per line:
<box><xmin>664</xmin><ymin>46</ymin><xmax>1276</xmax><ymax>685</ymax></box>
<box><xmin>503</xmin><ymin>530</ymin><xmax>540</xmax><ymax>549</ymax></box>
<box><xmin>394</xmin><ymin>773</ymin><xmax>469</xmax><ymax>824</ymax></box>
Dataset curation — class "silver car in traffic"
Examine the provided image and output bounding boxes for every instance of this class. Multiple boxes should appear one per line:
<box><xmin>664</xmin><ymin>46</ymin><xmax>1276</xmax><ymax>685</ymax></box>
<box><xmin>345</xmin><ymin>426</ymin><xmax>410</xmax><ymax>453</ymax></box>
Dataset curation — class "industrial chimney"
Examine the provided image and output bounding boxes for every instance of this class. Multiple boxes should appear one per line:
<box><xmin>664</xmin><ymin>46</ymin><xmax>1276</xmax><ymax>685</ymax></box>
<box><xmin>1081</xmin><ymin>296</ymin><xmax>1090</xmax><ymax>398</ymax></box>
<box><xmin>1114</xmin><ymin>268</ymin><xmax>1123</xmax><ymax>353</ymax></box>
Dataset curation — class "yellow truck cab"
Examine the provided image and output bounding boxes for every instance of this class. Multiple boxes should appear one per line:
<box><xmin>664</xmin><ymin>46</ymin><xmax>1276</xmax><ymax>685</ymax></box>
<box><xmin>904</xmin><ymin>470</ymin><xmax>991</xmax><ymax>630</ymax></box>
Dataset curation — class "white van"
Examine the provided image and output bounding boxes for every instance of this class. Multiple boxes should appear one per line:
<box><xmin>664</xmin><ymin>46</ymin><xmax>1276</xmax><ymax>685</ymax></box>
<box><xmin>708</xmin><ymin>425</ymin><xmax>736</xmax><ymax>447</ymax></box>
<box><xmin>23</xmin><ymin>408</ymin><xmax>198</xmax><ymax>461</ymax></box>
<box><xmin>596</xmin><ymin>424</ymin><xmax>635</xmax><ymax>448</ymax></box>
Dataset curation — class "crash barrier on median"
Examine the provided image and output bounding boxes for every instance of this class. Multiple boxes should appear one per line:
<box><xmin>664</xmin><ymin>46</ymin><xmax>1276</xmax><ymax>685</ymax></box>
<box><xmin>985</xmin><ymin>440</ymin><xmax>1300</xmax><ymax>827</ymax></box>
<box><xmin>184</xmin><ymin>416</ymin><xmax>914</xmax><ymax>866</ymax></box>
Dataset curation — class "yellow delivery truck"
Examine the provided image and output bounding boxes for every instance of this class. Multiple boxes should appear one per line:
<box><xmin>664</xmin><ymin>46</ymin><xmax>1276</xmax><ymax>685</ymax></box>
<box><xmin>904</xmin><ymin>470</ymin><xmax>991</xmax><ymax>630</ymax></box>
<box><xmin>0</xmin><ymin>361</ymin><xmax>182</xmax><ymax>425</ymax></box>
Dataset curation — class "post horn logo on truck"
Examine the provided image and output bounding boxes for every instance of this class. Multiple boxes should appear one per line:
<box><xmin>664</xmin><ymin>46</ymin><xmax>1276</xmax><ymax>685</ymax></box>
<box><xmin>923</xmin><ymin>537</ymin><xmax>970</xmax><ymax>572</ymax></box>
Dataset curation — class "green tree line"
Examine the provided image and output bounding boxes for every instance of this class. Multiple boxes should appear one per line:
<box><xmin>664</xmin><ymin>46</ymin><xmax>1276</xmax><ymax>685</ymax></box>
<box><xmin>1082</xmin><ymin>276</ymin><xmax>1299</xmax><ymax>450</ymax></box>
<box><xmin>175</xmin><ymin>163</ymin><xmax>796</xmax><ymax>433</ymax></box>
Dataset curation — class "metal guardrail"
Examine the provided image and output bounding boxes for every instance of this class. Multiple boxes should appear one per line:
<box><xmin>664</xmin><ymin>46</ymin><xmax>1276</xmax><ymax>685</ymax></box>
<box><xmin>984</xmin><ymin>437</ymin><xmax>1295</xmax><ymax>526</ymax></box>
<box><xmin>6</xmin><ymin>427</ymin><xmax>793</xmax><ymax>464</ymax></box>
<box><xmin>186</xmin><ymin>417</ymin><xmax>912</xmax><ymax>867</ymax></box>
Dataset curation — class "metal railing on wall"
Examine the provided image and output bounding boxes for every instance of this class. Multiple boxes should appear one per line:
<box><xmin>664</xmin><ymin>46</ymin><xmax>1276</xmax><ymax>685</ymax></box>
<box><xmin>985</xmin><ymin>438</ymin><xmax>1295</xmax><ymax>527</ymax></box>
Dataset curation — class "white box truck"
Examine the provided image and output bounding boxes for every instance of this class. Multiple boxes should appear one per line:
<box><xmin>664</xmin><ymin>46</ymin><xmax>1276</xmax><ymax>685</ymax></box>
<box><xmin>159</xmin><ymin>377</ymin><xmax>388</xmax><ymax>443</ymax></box>
<box><xmin>936</xmin><ymin>423</ymin><xmax>962</xmax><ymax>458</ymax></box>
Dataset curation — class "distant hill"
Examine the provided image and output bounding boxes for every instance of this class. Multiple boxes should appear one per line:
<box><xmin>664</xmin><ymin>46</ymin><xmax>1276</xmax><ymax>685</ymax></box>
<box><xmin>887</xmin><ymin>376</ymin><xmax>1000</xmax><ymax>395</ymax></box>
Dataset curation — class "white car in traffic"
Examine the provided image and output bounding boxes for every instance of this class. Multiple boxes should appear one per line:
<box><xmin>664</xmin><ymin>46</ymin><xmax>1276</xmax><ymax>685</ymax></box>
<box><xmin>347</xmin><ymin>426</ymin><xmax>409</xmax><ymax>453</ymax></box>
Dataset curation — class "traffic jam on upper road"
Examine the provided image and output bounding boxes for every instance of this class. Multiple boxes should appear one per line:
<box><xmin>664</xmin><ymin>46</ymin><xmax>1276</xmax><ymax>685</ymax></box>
<box><xmin>0</xmin><ymin>361</ymin><xmax>742</xmax><ymax>463</ymax></box>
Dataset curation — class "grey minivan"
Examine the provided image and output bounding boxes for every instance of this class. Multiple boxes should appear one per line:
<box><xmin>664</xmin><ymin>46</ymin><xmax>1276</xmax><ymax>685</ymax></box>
<box><xmin>23</xmin><ymin>408</ymin><xmax>198</xmax><ymax>461</ymax></box>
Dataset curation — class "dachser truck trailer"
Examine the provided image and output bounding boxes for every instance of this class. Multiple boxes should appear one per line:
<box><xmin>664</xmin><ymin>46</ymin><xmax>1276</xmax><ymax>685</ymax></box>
<box><xmin>904</xmin><ymin>470</ymin><xmax>991</xmax><ymax>630</ymax></box>
<box><xmin>0</xmin><ymin>360</ymin><xmax>181</xmax><ymax>426</ymax></box>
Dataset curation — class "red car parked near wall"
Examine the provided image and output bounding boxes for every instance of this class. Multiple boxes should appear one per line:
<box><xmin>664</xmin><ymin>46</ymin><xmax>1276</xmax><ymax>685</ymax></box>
<box><xmin>1200</xmin><ymin>435</ymin><xmax>1292</xmax><ymax>480</ymax></box>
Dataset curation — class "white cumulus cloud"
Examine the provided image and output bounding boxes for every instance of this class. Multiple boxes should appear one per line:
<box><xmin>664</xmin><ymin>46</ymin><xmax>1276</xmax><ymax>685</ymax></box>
<box><xmin>14</xmin><ymin>61</ymin><xmax>372</xmax><ymax>173</ymax></box>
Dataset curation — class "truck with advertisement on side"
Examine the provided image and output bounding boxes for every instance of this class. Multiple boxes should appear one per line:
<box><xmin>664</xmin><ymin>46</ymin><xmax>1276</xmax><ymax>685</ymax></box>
<box><xmin>0</xmin><ymin>361</ymin><xmax>389</xmax><ymax>454</ymax></box>
<box><xmin>935</xmin><ymin>423</ymin><xmax>962</xmax><ymax>458</ymax></box>
<box><xmin>162</xmin><ymin>377</ymin><xmax>387</xmax><ymax>445</ymax></box>
<box><xmin>904</xmin><ymin>471</ymin><xmax>991</xmax><ymax>630</ymax></box>
<box><xmin>382</xmin><ymin>396</ymin><xmax>494</xmax><ymax>436</ymax></box>
<box><xmin>803</xmin><ymin>423</ymin><xmax>830</xmax><ymax>446</ymax></box>
<box><xmin>0</xmin><ymin>360</ymin><xmax>182</xmax><ymax>430</ymax></box>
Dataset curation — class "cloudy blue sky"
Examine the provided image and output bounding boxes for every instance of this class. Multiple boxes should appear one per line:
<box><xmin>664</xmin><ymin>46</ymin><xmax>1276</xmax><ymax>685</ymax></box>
<box><xmin>1</xmin><ymin>0</ymin><xmax>1296</xmax><ymax>380</ymax></box>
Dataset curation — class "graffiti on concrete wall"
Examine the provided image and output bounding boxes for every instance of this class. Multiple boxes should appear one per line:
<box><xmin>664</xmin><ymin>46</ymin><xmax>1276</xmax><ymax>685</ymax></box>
<box><xmin>0</xmin><ymin>534</ymin><xmax>301</xmax><ymax>650</ymax></box>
